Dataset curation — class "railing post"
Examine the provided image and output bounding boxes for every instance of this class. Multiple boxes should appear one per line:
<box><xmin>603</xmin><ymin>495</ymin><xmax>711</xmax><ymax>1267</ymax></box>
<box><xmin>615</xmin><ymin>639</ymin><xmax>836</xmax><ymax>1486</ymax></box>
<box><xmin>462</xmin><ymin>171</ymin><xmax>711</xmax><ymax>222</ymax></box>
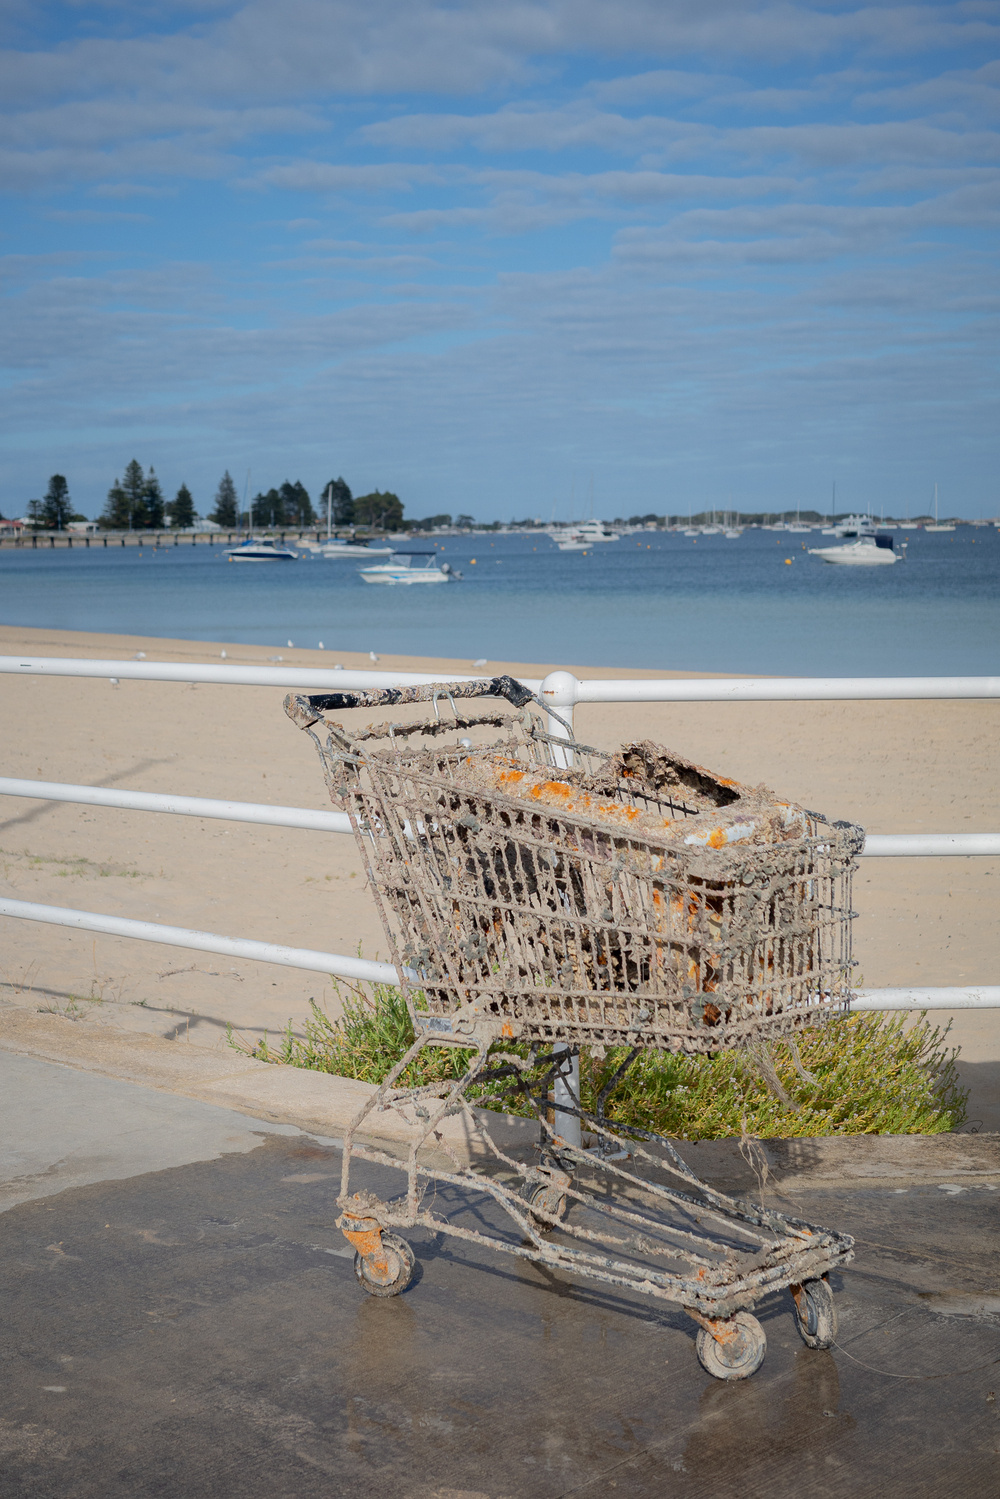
<box><xmin>552</xmin><ymin>1048</ymin><xmax>582</xmax><ymax>1149</ymax></box>
<box><xmin>540</xmin><ymin>670</ymin><xmax>578</xmax><ymax>769</ymax></box>
<box><xmin>538</xmin><ymin>670</ymin><xmax>583</xmax><ymax>1146</ymax></box>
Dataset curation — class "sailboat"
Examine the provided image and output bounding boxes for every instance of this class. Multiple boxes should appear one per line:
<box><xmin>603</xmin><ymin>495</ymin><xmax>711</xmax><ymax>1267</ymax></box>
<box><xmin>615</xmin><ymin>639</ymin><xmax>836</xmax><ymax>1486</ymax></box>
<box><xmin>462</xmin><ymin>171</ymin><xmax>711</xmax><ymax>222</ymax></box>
<box><xmin>301</xmin><ymin>483</ymin><xmax>392</xmax><ymax>556</ymax></box>
<box><xmin>924</xmin><ymin>484</ymin><xmax>955</xmax><ymax>533</ymax></box>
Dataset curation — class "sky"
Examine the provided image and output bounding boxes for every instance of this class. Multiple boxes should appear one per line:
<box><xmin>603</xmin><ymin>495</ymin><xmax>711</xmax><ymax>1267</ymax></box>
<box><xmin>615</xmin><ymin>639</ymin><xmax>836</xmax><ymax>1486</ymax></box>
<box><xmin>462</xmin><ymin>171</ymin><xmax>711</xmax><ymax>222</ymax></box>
<box><xmin>1</xmin><ymin>1</ymin><xmax>998</xmax><ymax>522</ymax></box>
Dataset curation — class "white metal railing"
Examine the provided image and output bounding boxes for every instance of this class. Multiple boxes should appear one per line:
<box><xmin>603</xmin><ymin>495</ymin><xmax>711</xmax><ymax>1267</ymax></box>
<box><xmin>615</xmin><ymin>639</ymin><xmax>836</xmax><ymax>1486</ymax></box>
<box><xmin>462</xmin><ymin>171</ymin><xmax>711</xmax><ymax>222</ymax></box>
<box><xmin>2</xmin><ymin>658</ymin><xmax>997</xmax><ymax>1009</ymax></box>
<box><xmin>2</xmin><ymin>655</ymin><xmax>999</xmax><ymax>703</ymax></box>
<box><xmin>0</xmin><ymin>777</ymin><xmax>353</xmax><ymax>834</ymax></box>
<box><xmin>0</xmin><ymin>897</ymin><xmax>400</xmax><ymax>985</ymax></box>
<box><xmin>0</xmin><ymin>899</ymin><xmax>995</xmax><ymax>1011</ymax></box>
<box><xmin>1</xmin><ymin>777</ymin><xmax>998</xmax><ymax>856</ymax></box>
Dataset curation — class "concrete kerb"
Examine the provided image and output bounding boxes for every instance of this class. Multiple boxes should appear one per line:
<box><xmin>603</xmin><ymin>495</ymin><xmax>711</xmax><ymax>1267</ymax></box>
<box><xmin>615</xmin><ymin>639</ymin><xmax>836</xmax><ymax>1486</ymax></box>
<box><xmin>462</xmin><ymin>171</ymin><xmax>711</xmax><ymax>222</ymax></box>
<box><xmin>0</xmin><ymin>1005</ymin><xmax>997</xmax><ymax>1191</ymax></box>
<box><xmin>0</xmin><ymin>1005</ymin><xmax>535</xmax><ymax>1163</ymax></box>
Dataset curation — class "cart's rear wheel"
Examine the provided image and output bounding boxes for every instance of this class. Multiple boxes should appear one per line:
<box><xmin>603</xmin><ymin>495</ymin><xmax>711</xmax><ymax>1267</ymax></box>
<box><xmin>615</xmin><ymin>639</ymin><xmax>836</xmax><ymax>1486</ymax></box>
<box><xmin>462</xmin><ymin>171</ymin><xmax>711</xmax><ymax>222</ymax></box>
<box><xmin>791</xmin><ymin>1277</ymin><xmax>837</xmax><ymax>1350</ymax></box>
<box><xmin>521</xmin><ymin>1179</ymin><xmax>568</xmax><ymax>1233</ymax></box>
<box><xmin>354</xmin><ymin>1231</ymin><xmax>415</xmax><ymax>1298</ymax></box>
<box><xmin>695</xmin><ymin>1312</ymin><xmax>767</xmax><ymax>1381</ymax></box>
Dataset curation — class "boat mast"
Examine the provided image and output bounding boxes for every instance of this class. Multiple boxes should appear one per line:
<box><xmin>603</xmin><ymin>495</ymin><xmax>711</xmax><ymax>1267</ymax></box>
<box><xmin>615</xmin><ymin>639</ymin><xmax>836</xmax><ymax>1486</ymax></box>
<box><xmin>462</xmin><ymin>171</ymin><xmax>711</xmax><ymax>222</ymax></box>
<box><xmin>326</xmin><ymin>483</ymin><xmax>333</xmax><ymax>540</ymax></box>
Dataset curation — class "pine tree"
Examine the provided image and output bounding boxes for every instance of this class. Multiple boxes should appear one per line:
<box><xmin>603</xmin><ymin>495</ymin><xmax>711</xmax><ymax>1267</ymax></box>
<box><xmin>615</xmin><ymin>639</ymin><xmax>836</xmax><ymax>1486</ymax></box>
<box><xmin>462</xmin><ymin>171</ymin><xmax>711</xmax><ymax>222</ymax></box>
<box><xmin>276</xmin><ymin>480</ymin><xmax>314</xmax><ymax>527</ymax></box>
<box><xmin>26</xmin><ymin>499</ymin><xmax>46</xmax><ymax>529</ymax></box>
<box><xmin>99</xmin><ymin>478</ymin><xmax>129</xmax><ymax>529</ymax></box>
<box><xmin>168</xmin><ymin>483</ymin><xmax>195</xmax><ymax>529</ymax></box>
<box><xmin>210</xmin><ymin>471</ymin><xmax>239</xmax><ymax>527</ymax></box>
<box><xmin>293</xmin><ymin>480</ymin><xmax>314</xmax><ymax>526</ymax></box>
<box><xmin>143</xmin><ymin>467</ymin><xmax>164</xmax><ymax>529</ymax></box>
<box><xmin>42</xmin><ymin>474</ymin><xmax>75</xmax><ymax>530</ymax></box>
<box><xmin>121</xmin><ymin>459</ymin><xmax>148</xmax><ymax>529</ymax></box>
<box><xmin>353</xmin><ymin>490</ymin><xmax>404</xmax><ymax>532</ymax></box>
<box><xmin>322</xmin><ymin>477</ymin><xmax>353</xmax><ymax>526</ymax></box>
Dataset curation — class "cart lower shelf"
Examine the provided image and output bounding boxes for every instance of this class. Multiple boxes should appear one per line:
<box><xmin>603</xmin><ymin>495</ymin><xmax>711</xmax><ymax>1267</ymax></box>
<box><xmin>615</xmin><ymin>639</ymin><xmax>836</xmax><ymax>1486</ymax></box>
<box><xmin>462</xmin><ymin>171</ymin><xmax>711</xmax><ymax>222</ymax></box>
<box><xmin>334</xmin><ymin>1037</ymin><xmax>854</xmax><ymax>1382</ymax></box>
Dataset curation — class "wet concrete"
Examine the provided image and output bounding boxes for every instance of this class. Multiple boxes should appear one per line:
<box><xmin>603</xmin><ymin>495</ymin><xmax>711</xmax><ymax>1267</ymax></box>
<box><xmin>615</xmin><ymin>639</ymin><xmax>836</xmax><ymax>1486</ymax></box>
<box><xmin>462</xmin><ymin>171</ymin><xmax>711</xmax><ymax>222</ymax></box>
<box><xmin>1</xmin><ymin>1118</ymin><xmax>998</xmax><ymax>1498</ymax></box>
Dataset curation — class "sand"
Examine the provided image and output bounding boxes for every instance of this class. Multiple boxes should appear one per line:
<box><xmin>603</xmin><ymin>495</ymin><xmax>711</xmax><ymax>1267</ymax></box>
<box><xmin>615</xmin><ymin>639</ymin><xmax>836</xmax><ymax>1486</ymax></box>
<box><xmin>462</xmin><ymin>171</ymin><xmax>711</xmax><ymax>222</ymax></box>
<box><xmin>1</xmin><ymin>623</ymin><xmax>997</xmax><ymax>1127</ymax></box>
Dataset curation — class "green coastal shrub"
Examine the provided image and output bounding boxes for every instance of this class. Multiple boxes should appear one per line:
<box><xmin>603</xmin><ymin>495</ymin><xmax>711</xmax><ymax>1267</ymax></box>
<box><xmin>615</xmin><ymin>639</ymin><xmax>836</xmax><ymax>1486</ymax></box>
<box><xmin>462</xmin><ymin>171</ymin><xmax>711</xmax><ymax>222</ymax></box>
<box><xmin>233</xmin><ymin>983</ymin><xmax>968</xmax><ymax>1138</ymax></box>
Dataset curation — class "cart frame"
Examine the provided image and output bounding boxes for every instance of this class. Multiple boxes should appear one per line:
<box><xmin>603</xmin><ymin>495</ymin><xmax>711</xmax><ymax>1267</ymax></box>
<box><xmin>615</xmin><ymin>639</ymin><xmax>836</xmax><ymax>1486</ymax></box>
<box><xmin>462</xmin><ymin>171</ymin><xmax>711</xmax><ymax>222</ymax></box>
<box><xmin>286</xmin><ymin>677</ymin><xmax>858</xmax><ymax>1379</ymax></box>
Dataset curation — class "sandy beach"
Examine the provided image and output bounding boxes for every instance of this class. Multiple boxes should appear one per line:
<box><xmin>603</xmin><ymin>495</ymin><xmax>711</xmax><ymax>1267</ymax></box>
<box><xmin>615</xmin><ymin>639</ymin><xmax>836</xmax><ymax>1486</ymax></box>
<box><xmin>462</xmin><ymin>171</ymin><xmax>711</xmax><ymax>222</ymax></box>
<box><xmin>1</xmin><ymin>623</ymin><xmax>997</xmax><ymax>1127</ymax></box>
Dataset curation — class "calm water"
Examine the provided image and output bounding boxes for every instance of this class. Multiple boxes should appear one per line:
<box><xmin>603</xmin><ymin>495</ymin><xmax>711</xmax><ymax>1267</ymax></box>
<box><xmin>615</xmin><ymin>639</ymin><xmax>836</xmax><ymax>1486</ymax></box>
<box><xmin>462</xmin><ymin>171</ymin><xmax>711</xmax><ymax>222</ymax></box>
<box><xmin>1</xmin><ymin>528</ymin><xmax>997</xmax><ymax>675</ymax></box>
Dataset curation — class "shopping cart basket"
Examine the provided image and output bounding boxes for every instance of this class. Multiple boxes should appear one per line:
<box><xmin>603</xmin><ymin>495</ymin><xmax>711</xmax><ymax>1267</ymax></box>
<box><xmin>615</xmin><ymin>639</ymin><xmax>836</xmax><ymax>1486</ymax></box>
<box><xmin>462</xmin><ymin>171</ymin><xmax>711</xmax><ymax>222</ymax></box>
<box><xmin>285</xmin><ymin>676</ymin><xmax>861</xmax><ymax>1380</ymax></box>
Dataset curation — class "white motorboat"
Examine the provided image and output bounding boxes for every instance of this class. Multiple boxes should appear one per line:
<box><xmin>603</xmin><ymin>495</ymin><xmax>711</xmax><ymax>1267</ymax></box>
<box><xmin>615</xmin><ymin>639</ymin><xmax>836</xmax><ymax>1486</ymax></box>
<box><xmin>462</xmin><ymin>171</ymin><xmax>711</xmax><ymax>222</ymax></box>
<box><xmin>820</xmin><ymin>514</ymin><xmax>875</xmax><ymax>539</ymax></box>
<box><xmin>808</xmin><ymin>532</ymin><xmax>899</xmax><ymax>566</ymax></box>
<box><xmin>223</xmin><ymin>537</ymin><xmax>298</xmax><ymax>562</ymax></box>
<box><xmin>555</xmin><ymin>520</ymin><xmax>619</xmax><ymax>550</ymax></box>
<box><xmin>304</xmin><ymin>538</ymin><xmax>394</xmax><ymax>559</ymax></box>
<box><xmin>358</xmin><ymin>551</ymin><xmax>460</xmax><ymax>585</ymax></box>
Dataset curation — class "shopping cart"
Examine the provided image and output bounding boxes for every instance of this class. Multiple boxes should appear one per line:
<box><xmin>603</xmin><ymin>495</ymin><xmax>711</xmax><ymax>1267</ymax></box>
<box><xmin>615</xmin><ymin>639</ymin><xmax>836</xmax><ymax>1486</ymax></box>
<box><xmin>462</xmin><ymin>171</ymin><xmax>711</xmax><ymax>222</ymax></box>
<box><xmin>285</xmin><ymin>676</ymin><xmax>861</xmax><ymax>1380</ymax></box>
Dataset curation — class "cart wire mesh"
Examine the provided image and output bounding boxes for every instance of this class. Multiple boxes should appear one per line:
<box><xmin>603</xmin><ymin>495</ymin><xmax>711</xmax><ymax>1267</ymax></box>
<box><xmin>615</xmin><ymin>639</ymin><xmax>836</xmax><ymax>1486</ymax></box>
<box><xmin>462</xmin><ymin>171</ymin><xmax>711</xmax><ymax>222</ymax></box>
<box><xmin>286</xmin><ymin>676</ymin><xmax>862</xmax><ymax>1055</ymax></box>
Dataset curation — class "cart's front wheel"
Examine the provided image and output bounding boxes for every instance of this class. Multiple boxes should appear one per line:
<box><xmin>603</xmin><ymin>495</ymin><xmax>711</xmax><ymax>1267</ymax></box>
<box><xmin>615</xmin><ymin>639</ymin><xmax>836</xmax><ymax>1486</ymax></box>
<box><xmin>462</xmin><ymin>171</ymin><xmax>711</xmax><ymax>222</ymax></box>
<box><xmin>695</xmin><ymin>1312</ymin><xmax>767</xmax><ymax>1381</ymax></box>
<box><xmin>354</xmin><ymin>1231</ymin><xmax>415</xmax><ymax>1298</ymax></box>
<box><xmin>791</xmin><ymin>1278</ymin><xmax>837</xmax><ymax>1350</ymax></box>
<box><xmin>520</xmin><ymin>1178</ymin><xmax>569</xmax><ymax>1233</ymax></box>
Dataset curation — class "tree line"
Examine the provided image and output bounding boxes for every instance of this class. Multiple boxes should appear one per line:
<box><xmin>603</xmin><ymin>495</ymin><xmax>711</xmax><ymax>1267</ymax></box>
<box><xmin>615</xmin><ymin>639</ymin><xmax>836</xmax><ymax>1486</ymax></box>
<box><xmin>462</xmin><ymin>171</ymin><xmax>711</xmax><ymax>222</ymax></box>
<box><xmin>92</xmin><ymin>465</ymin><xmax>406</xmax><ymax>532</ymax></box>
<box><xmin>15</xmin><ymin>465</ymin><xmax>434</xmax><ymax>534</ymax></box>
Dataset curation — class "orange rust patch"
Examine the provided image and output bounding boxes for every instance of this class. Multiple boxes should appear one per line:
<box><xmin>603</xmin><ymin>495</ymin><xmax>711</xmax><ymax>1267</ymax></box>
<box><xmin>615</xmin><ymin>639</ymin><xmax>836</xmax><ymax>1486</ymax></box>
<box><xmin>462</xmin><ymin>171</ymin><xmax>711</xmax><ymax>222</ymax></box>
<box><xmin>341</xmin><ymin>1224</ymin><xmax>382</xmax><ymax>1259</ymax></box>
<box><xmin>530</xmin><ymin>780</ymin><xmax>571</xmax><ymax>800</ymax></box>
<box><xmin>708</xmin><ymin>827</ymin><xmax>728</xmax><ymax>850</ymax></box>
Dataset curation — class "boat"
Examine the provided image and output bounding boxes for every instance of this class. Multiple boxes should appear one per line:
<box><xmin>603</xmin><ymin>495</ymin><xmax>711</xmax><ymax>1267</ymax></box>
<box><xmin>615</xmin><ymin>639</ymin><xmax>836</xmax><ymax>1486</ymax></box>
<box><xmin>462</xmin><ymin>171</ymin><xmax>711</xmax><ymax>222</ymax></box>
<box><xmin>820</xmin><ymin>514</ymin><xmax>876</xmax><ymax>539</ymax></box>
<box><xmin>924</xmin><ymin>483</ymin><xmax>955</xmax><ymax>533</ymax></box>
<box><xmin>358</xmin><ymin>551</ymin><xmax>460</xmax><ymax>585</ymax></box>
<box><xmin>808</xmin><ymin>531</ymin><xmax>900</xmax><ymax>566</ymax></box>
<box><xmin>223</xmin><ymin>537</ymin><xmax>298</xmax><ymax>562</ymax></box>
<box><xmin>303</xmin><ymin>538</ymin><xmax>394</xmax><ymax>559</ymax></box>
<box><xmin>555</xmin><ymin>520</ymin><xmax>619</xmax><ymax>550</ymax></box>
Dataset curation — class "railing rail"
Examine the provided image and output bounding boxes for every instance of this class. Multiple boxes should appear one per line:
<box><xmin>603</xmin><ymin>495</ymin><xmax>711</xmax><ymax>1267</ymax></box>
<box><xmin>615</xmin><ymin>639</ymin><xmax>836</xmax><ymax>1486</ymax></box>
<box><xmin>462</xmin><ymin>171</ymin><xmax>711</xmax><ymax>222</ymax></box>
<box><xmin>1</xmin><ymin>777</ymin><xmax>997</xmax><ymax>856</ymax></box>
<box><xmin>3</xmin><ymin>655</ymin><xmax>1000</xmax><ymax>703</ymax></box>
<box><xmin>3</xmin><ymin>657</ymin><xmax>997</xmax><ymax>1011</ymax></box>
<box><xmin>0</xmin><ymin>777</ymin><xmax>353</xmax><ymax>834</ymax></box>
<box><xmin>0</xmin><ymin>899</ymin><xmax>994</xmax><ymax>1010</ymax></box>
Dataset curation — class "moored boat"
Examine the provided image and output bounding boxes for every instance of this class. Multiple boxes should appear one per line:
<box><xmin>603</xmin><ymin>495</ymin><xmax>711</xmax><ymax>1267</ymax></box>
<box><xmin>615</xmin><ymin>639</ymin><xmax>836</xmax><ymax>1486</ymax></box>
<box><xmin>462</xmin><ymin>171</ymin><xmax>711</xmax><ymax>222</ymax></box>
<box><xmin>358</xmin><ymin>551</ymin><xmax>460</xmax><ymax>585</ymax></box>
<box><xmin>223</xmin><ymin>537</ymin><xmax>298</xmax><ymax>562</ymax></box>
<box><xmin>808</xmin><ymin>532</ymin><xmax>899</xmax><ymax>566</ymax></box>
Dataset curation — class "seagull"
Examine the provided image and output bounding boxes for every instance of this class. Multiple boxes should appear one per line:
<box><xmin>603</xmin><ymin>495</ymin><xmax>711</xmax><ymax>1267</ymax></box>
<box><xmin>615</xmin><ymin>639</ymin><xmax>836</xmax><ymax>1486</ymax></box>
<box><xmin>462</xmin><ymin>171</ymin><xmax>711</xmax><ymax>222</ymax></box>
<box><xmin>473</xmin><ymin>658</ymin><xmax>487</xmax><ymax>667</ymax></box>
<box><xmin>287</xmin><ymin>640</ymin><xmax>294</xmax><ymax>648</ymax></box>
<box><xmin>369</xmin><ymin>651</ymin><xmax>379</xmax><ymax>662</ymax></box>
<box><xmin>220</xmin><ymin>650</ymin><xmax>227</xmax><ymax>659</ymax></box>
<box><xmin>318</xmin><ymin>641</ymin><xmax>324</xmax><ymax>650</ymax></box>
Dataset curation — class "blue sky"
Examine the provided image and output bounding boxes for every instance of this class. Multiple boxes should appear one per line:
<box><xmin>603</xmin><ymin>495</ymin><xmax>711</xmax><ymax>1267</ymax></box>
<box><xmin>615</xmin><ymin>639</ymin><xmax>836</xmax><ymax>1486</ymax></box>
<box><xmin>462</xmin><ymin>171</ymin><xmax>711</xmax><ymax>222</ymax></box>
<box><xmin>1</xmin><ymin>1</ymin><xmax>998</xmax><ymax>521</ymax></box>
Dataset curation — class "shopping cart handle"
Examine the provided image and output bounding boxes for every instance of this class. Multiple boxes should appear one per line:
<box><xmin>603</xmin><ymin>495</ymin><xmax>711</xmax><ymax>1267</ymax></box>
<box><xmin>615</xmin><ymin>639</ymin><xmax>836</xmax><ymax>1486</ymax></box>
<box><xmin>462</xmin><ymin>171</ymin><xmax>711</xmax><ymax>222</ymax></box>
<box><xmin>284</xmin><ymin>674</ymin><xmax>536</xmax><ymax>729</ymax></box>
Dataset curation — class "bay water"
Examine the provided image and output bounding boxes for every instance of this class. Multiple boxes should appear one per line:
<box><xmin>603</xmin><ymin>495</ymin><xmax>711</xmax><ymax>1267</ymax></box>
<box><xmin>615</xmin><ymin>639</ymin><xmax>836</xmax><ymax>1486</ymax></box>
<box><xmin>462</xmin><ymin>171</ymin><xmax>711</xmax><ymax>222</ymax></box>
<box><xmin>1</xmin><ymin>527</ymin><xmax>997</xmax><ymax>676</ymax></box>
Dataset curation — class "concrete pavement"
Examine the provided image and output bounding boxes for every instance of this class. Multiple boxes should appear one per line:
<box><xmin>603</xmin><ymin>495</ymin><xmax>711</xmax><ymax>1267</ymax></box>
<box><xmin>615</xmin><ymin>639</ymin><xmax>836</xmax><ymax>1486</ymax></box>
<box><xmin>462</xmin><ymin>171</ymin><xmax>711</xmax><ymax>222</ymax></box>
<box><xmin>1</xmin><ymin>1045</ymin><xmax>999</xmax><ymax>1498</ymax></box>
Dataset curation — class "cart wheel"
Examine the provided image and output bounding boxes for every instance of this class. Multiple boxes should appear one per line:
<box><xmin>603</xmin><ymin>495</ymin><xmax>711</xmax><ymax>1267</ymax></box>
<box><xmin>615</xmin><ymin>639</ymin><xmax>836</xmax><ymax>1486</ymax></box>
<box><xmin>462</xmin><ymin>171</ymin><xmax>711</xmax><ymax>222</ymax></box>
<box><xmin>791</xmin><ymin>1278</ymin><xmax>837</xmax><ymax>1350</ymax></box>
<box><xmin>521</xmin><ymin>1179</ymin><xmax>568</xmax><ymax>1232</ymax></box>
<box><xmin>354</xmin><ymin>1232</ymin><xmax>415</xmax><ymax>1298</ymax></box>
<box><xmin>695</xmin><ymin>1313</ymin><xmax>767</xmax><ymax>1381</ymax></box>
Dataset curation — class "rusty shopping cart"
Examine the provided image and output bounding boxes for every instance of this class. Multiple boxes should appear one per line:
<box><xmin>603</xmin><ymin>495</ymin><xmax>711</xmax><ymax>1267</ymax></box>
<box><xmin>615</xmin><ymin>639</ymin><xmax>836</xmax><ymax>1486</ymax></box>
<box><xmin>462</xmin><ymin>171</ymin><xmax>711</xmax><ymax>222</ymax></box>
<box><xmin>285</xmin><ymin>676</ymin><xmax>861</xmax><ymax>1381</ymax></box>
